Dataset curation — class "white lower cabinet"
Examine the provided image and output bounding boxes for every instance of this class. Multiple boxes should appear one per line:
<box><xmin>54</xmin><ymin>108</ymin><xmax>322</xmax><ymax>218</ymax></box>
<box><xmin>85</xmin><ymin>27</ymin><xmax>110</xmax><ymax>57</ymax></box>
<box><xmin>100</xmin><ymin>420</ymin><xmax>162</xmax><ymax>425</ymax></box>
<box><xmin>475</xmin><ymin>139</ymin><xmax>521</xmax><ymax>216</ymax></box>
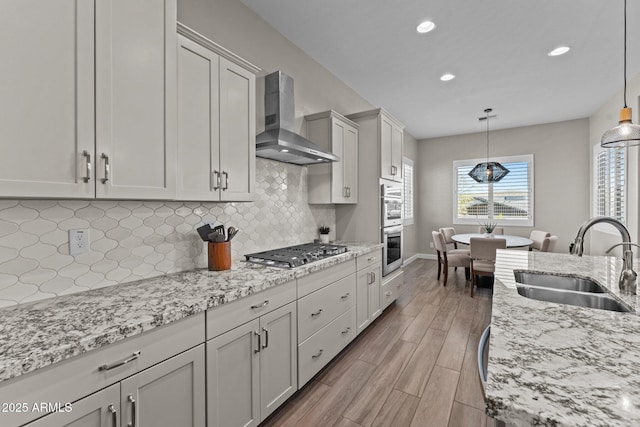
<box><xmin>25</xmin><ymin>345</ymin><xmax>205</xmax><ymax>427</ymax></box>
<box><xmin>206</xmin><ymin>302</ymin><xmax>297</xmax><ymax>427</ymax></box>
<box><xmin>25</xmin><ymin>384</ymin><xmax>120</xmax><ymax>427</ymax></box>
<box><xmin>381</xmin><ymin>269</ymin><xmax>404</xmax><ymax>311</ymax></box>
<box><xmin>356</xmin><ymin>261</ymin><xmax>382</xmax><ymax>334</ymax></box>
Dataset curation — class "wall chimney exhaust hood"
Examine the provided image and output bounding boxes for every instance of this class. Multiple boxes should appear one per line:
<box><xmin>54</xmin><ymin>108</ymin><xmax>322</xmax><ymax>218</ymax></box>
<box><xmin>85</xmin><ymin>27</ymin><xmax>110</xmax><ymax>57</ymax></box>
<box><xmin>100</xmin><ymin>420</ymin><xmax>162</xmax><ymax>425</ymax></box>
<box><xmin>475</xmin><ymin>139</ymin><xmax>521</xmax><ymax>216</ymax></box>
<box><xmin>256</xmin><ymin>71</ymin><xmax>338</xmax><ymax>165</ymax></box>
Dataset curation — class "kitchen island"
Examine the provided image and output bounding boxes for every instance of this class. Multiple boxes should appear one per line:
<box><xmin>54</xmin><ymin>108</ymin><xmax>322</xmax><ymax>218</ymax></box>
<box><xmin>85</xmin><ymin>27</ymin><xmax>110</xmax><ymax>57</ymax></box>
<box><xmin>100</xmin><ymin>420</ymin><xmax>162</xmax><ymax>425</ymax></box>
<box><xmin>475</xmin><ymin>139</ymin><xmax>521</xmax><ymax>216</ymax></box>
<box><xmin>487</xmin><ymin>250</ymin><xmax>640</xmax><ymax>426</ymax></box>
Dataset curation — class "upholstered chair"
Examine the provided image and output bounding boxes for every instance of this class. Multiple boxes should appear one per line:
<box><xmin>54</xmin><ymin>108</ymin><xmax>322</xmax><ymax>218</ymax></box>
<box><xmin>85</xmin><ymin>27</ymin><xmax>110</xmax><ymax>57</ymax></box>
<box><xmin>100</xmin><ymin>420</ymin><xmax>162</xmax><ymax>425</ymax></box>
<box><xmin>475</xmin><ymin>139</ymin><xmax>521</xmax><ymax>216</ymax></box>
<box><xmin>469</xmin><ymin>237</ymin><xmax>507</xmax><ymax>297</ymax></box>
<box><xmin>529</xmin><ymin>230</ymin><xmax>551</xmax><ymax>251</ymax></box>
<box><xmin>541</xmin><ymin>235</ymin><xmax>559</xmax><ymax>252</ymax></box>
<box><xmin>432</xmin><ymin>231</ymin><xmax>470</xmax><ymax>287</ymax></box>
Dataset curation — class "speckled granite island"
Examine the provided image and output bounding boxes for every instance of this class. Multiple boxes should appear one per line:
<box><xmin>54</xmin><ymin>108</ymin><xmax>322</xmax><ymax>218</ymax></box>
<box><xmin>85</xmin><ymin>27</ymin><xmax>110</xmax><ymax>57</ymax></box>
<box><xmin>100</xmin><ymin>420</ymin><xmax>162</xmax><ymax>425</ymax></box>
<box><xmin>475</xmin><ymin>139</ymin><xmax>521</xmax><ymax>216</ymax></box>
<box><xmin>0</xmin><ymin>242</ymin><xmax>381</xmax><ymax>384</ymax></box>
<box><xmin>487</xmin><ymin>250</ymin><xmax>640</xmax><ymax>426</ymax></box>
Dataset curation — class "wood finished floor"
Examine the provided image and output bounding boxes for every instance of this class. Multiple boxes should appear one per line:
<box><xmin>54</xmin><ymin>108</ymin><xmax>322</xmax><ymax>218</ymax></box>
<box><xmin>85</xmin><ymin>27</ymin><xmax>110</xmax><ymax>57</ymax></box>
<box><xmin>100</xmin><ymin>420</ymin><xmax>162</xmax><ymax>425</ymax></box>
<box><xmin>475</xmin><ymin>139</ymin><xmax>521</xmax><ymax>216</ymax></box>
<box><xmin>261</xmin><ymin>259</ymin><xmax>503</xmax><ymax>427</ymax></box>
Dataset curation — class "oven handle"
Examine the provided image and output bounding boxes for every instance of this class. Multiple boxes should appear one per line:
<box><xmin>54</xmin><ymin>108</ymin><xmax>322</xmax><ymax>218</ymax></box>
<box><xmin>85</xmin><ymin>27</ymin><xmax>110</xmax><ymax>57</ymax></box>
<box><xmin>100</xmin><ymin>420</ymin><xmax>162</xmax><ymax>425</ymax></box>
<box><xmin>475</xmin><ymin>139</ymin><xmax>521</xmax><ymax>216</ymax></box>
<box><xmin>383</xmin><ymin>225</ymin><xmax>403</xmax><ymax>234</ymax></box>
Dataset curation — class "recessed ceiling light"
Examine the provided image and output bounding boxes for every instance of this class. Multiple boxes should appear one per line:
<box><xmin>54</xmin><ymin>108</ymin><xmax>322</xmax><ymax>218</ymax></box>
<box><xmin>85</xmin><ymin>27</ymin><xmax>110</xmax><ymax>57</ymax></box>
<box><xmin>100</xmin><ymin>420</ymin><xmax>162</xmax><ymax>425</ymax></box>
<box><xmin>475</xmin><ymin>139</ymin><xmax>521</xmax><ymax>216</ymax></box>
<box><xmin>440</xmin><ymin>73</ymin><xmax>456</xmax><ymax>82</ymax></box>
<box><xmin>548</xmin><ymin>46</ymin><xmax>570</xmax><ymax>57</ymax></box>
<box><xmin>416</xmin><ymin>21</ymin><xmax>436</xmax><ymax>34</ymax></box>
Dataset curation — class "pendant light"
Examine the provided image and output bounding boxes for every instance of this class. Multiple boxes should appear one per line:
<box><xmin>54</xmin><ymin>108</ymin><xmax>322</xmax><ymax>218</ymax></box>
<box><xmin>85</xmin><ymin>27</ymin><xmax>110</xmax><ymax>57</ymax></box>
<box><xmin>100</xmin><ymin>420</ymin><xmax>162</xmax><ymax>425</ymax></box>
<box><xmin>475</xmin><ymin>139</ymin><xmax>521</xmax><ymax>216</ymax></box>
<box><xmin>601</xmin><ymin>0</ymin><xmax>640</xmax><ymax>147</ymax></box>
<box><xmin>468</xmin><ymin>108</ymin><xmax>509</xmax><ymax>183</ymax></box>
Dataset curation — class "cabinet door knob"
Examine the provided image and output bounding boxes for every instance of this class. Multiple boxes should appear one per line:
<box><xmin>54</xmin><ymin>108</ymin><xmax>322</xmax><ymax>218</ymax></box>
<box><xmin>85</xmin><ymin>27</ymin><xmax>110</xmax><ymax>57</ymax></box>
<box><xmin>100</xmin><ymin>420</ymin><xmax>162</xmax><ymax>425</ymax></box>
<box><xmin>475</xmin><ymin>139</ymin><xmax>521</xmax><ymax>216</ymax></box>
<box><xmin>82</xmin><ymin>150</ymin><xmax>92</xmax><ymax>183</ymax></box>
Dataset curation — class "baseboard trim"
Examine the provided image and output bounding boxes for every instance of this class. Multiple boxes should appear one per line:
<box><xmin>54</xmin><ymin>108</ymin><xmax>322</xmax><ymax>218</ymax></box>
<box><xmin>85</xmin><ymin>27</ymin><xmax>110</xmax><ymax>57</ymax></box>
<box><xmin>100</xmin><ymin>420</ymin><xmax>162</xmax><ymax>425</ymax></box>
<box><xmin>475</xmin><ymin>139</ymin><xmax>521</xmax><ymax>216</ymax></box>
<box><xmin>404</xmin><ymin>253</ymin><xmax>437</xmax><ymax>265</ymax></box>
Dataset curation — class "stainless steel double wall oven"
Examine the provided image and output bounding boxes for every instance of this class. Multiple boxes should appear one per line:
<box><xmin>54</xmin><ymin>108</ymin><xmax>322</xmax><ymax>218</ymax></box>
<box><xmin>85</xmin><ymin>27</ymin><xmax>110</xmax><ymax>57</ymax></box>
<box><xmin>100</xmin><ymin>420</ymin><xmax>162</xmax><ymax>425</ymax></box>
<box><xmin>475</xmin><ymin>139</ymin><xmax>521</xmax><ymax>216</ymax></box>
<box><xmin>381</xmin><ymin>181</ymin><xmax>403</xmax><ymax>276</ymax></box>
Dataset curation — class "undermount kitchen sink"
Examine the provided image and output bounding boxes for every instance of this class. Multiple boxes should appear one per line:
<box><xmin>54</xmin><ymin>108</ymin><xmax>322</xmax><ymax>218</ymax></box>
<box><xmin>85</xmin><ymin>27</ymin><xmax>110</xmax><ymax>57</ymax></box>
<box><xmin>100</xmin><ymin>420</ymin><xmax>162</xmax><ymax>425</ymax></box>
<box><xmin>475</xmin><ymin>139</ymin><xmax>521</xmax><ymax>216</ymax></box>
<box><xmin>516</xmin><ymin>285</ymin><xmax>632</xmax><ymax>313</ymax></box>
<box><xmin>514</xmin><ymin>271</ymin><xmax>606</xmax><ymax>293</ymax></box>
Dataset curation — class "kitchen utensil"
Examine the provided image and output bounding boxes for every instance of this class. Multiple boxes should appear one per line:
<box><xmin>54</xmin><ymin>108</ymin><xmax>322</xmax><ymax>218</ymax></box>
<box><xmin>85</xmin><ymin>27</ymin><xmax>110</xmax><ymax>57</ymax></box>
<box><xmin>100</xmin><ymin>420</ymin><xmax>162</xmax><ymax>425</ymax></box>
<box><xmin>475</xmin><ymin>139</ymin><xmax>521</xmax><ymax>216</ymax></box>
<box><xmin>227</xmin><ymin>227</ymin><xmax>239</xmax><ymax>241</ymax></box>
<box><xmin>197</xmin><ymin>223</ymin><xmax>214</xmax><ymax>241</ymax></box>
<box><xmin>208</xmin><ymin>230</ymin><xmax>226</xmax><ymax>243</ymax></box>
<box><xmin>212</xmin><ymin>225</ymin><xmax>225</xmax><ymax>240</ymax></box>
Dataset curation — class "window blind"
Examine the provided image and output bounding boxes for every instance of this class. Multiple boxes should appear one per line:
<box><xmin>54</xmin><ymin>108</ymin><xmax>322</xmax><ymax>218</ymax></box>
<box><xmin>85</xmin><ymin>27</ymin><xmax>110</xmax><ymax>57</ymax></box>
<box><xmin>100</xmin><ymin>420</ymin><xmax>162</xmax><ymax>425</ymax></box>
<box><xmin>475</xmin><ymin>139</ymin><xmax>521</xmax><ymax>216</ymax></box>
<box><xmin>595</xmin><ymin>147</ymin><xmax>625</xmax><ymax>223</ymax></box>
<box><xmin>403</xmin><ymin>158</ymin><xmax>414</xmax><ymax>225</ymax></box>
<box><xmin>453</xmin><ymin>155</ymin><xmax>533</xmax><ymax>226</ymax></box>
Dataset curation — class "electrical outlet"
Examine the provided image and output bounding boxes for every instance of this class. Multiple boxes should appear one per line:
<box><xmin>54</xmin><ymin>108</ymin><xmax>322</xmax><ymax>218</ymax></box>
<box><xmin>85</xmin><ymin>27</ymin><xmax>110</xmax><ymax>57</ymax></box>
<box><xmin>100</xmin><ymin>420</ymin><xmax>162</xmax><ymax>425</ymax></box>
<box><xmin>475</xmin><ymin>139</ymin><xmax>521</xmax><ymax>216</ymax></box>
<box><xmin>69</xmin><ymin>229</ymin><xmax>90</xmax><ymax>255</ymax></box>
<box><xmin>429</xmin><ymin>242</ymin><xmax>434</xmax><ymax>248</ymax></box>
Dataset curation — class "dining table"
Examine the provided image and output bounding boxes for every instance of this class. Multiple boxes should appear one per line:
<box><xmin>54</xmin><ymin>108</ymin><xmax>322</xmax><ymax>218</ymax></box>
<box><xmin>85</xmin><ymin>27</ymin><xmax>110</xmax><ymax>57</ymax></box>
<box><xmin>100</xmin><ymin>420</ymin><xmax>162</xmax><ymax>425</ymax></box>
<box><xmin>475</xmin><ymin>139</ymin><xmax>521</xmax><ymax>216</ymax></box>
<box><xmin>451</xmin><ymin>233</ymin><xmax>533</xmax><ymax>248</ymax></box>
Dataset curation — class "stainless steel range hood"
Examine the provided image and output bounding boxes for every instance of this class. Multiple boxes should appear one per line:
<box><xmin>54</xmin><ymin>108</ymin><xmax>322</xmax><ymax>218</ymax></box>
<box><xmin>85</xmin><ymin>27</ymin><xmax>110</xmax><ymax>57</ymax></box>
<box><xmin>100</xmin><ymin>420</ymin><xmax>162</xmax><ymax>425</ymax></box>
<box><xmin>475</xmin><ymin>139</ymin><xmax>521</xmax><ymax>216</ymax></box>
<box><xmin>256</xmin><ymin>71</ymin><xmax>338</xmax><ymax>165</ymax></box>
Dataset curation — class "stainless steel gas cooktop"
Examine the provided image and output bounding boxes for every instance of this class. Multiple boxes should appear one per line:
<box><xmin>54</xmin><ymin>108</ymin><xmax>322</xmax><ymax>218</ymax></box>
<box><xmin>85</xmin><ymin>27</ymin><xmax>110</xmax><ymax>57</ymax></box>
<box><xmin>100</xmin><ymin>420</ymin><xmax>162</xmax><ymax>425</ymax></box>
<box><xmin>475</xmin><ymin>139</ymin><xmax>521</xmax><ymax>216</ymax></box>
<box><xmin>244</xmin><ymin>243</ymin><xmax>348</xmax><ymax>268</ymax></box>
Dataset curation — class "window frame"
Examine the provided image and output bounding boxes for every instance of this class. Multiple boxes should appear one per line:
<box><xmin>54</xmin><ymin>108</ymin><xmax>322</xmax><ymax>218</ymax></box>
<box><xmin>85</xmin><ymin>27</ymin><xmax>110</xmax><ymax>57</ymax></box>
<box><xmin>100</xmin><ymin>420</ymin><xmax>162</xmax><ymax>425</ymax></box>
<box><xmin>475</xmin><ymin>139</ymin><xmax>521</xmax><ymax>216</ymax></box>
<box><xmin>452</xmin><ymin>154</ymin><xmax>534</xmax><ymax>227</ymax></box>
<box><xmin>592</xmin><ymin>143</ymin><xmax>626</xmax><ymax>234</ymax></box>
<box><xmin>403</xmin><ymin>157</ymin><xmax>414</xmax><ymax>225</ymax></box>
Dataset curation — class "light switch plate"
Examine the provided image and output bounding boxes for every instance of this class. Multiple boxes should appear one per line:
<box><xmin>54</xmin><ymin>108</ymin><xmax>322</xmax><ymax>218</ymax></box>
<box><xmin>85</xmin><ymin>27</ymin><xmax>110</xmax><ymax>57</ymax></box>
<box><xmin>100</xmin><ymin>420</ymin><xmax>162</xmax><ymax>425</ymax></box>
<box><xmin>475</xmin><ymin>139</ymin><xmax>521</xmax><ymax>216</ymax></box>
<box><xmin>69</xmin><ymin>229</ymin><xmax>90</xmax><ymax>255</ymax></box>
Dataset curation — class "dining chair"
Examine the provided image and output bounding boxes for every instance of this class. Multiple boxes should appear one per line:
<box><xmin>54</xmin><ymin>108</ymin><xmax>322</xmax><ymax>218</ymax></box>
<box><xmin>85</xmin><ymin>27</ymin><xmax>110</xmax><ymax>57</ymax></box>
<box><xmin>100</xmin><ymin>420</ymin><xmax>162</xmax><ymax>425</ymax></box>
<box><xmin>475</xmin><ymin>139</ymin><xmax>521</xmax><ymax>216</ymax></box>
<box><xmin>439</xmin><ymin>227</ymin><xmax>461</xmax><ymax>250</ymax></box>
<box><xmin>477</xmin><ymin>226</ymin><xmax>504</xmax><ymax>235</ymax></box>
<box><xmin>469</xmin><ymin>237</ymin><xmax>507</xmax><ymax>297</ymax></box>
<box><xmin>529</xmin><ymin>230</ymin><xmax>551</xmax><ymax>251</ymax></box>
<box><xmin>432</xmin><ymin>231</ymin><xmax>470</xmax><ymax>287</ymax></box>
<box><xmin>540</xmin><ymin>235</ymin><xmax>559</xmax><ymax>252</ymax></box>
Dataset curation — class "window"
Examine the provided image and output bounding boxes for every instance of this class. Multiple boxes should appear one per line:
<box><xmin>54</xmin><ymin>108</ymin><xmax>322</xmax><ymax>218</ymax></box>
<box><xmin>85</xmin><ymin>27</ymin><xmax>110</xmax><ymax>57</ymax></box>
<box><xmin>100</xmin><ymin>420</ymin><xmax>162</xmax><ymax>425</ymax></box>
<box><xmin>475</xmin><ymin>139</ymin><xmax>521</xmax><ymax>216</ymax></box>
<box><xmin>453</xmin><ymin>154</ymin><xmax>534</xmax><ymax>226</ymax></box>
<box><xmin>594</xmin><ymin>145</ymin><xmax>625</xmax><ymax>224</ymax></box>
<box><xmin>403</xmin><ymin>157</ymin><xmax>414</xmax><ymax>225</ymax></box>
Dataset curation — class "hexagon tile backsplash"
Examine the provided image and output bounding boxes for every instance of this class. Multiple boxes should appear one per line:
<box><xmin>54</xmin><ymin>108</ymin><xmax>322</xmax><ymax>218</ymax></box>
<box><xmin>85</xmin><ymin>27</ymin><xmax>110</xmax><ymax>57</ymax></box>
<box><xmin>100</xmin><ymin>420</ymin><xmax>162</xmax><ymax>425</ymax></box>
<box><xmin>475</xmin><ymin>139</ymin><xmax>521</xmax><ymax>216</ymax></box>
<box><xmin>0</xmin><ymin>159</ymin><xmax>335</xmax><ymax>307</ymax></box>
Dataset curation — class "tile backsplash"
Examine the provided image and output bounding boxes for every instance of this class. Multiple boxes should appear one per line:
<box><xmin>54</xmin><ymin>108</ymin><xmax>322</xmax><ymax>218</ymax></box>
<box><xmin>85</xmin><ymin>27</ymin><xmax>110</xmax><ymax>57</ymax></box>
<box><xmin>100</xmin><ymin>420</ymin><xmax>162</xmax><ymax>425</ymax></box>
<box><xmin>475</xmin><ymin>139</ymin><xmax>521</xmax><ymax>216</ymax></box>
<box><xmin>0</xmin><ymin>159</ymin><xmax>335</xmax><ymax>307</ymax></box>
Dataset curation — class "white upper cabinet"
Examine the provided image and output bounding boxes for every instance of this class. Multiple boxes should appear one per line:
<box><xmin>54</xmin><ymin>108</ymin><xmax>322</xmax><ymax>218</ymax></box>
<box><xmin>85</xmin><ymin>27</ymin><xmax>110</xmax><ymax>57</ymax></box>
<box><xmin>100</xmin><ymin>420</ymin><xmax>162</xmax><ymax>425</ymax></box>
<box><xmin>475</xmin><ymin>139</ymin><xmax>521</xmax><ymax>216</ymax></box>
<box><xmin>306</xmin><ymin>111</ymin><xmax>359</xmax><ymax>204</ymax></box>
<box><xmin>381</xmin><ymin>113</ymin><xmax>404</xmax><ymax>182</ymax></box>
<box><xmin>0</xmin><ymin>0</ymin><xmax>95</xmax><ymax>198</ymax></box>
<box><xmin>0</xmin><ymin>0</ymin><xmax>177</xmax><ymax>199</ymax></box>
<box><xmin>95</xmin><ymin>0</ymin><xmax>177</xmax><ymax>199</ymax></box>
<box><xmin>176</xmin><ymin>25</ymin><xmax>258</xmax><ymax>202</ymax></box>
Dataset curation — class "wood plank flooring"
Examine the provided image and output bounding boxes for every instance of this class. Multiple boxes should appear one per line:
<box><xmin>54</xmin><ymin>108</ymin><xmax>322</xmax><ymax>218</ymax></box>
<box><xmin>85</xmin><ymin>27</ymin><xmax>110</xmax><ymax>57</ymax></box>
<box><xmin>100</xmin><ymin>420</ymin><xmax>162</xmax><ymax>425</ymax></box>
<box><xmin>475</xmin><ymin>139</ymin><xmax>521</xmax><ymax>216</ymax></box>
<box><xmin>262</xmin><ymin>259</ymin><xmax>504</xmax><ymax>427</ymax></box>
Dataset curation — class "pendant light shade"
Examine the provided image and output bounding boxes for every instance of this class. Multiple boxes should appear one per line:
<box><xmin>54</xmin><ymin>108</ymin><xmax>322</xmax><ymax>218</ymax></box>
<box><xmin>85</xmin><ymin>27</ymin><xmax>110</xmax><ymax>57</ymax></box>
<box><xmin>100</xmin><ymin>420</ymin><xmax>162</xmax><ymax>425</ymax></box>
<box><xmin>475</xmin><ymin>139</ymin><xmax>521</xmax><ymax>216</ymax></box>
<box><xmin>468</xmin><ymin>108</ymin><xmax>509</xmax><ymax>183</ymax></box>
<box><xmin>601</xmin><ymin>0</ymin><xmax>640</xmax><ymax>148</ymax></box>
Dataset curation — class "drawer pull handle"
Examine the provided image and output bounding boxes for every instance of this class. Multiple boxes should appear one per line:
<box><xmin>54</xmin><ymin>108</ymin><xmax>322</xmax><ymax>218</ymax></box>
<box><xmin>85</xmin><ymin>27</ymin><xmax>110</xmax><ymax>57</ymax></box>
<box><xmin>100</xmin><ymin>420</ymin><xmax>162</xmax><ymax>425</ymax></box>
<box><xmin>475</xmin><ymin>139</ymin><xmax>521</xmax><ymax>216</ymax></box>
<box><xmin>99</xmin><ymin>351</ymin><xmax>141</xmax><ymax>371</ymax></box>
<box><xmin>367</xmin><ymin>256</ymin><xmax>375</xmax><ymax>262</ymax></box>
<box><xmin>312</xmin><ymin>349</ymin><xmax>324</xmax><ymax>359</ymax></box>
<box><xmin>254</xmin><ymin>331</ymin><xmax>261</xmax><ymax>353</ymax></box>
<box><xmin>397</xmin><ymin>283</ymin><xmax>401</xmax><ymax>288</ymax></box>
<box><xmin>251</xmin><ymin>300</ymin><xmax>269</xmax><ymax>309</ymax></box>
<box><xmin>108</xmin><ymin>404</ymin><xmax>117</xmax><ymax>427</ymax></box>
<box><xmin>341</xmin><ymin>327</ymin><xmax>351</xmax><ymax>335</ymax></box>
<box><xmin>311</xmin><ymin>309</ymin><xmax>323</xmax><ymax>317</ymax></box>
<box><xmin>262</xmin><ymin>327</ymin><xmax>269</xmax><ymax>349</ymax></box>
<box><xmin>222</xmin><ymin>171</ymin><xmax>229</xmax><ymax>190</ymax></box>
<box><xmin>341</xmin><ymin>293</ymin><xmax>350</xmax><ymax>300</ymax></box>
<box><xmin>127</xmin><ymin>394</ymin><xmax>136</xmax><ymax>427</ymax></box>
<box><xmin>385</xmin><ymin>291</ymin><xmax>393</xmax><ymax>297</ymax></box>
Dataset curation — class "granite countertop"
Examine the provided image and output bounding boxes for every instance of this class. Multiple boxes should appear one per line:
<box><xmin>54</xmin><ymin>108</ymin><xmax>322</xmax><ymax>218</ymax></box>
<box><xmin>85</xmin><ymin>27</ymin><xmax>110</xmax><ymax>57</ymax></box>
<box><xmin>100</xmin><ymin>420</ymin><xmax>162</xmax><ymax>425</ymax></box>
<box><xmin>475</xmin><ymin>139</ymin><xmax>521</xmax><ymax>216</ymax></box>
<box><xmin>487</xmin><ymin>250</ymin><xmax>640</xmax><ymax>426</ymax></box>
<box><xmin>0</xmin><ymin>242</ymin><xmax>382</xmax><ymax>384</ymax></box>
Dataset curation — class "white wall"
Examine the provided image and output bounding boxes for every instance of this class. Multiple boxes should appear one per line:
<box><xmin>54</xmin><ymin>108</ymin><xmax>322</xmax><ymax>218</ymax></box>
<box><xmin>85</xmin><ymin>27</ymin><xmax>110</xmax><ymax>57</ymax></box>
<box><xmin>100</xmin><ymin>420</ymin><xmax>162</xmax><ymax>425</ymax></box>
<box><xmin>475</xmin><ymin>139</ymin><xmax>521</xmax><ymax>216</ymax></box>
<box><xmin>417</xmin><ymin>119</ymin><xmax>590</xmax><ymax>255</ymax></box>
<box><xmin>588</xmin><ymin>72</ymin><xmax>640</xmax><ymax>255</ymax></box>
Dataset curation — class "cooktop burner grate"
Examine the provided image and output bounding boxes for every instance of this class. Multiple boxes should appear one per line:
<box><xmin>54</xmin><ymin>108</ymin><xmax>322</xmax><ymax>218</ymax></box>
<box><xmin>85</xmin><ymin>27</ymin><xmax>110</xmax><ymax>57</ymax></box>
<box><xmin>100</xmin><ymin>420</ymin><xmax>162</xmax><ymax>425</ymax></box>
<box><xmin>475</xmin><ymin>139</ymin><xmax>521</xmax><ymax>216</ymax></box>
<box><xmin>244</xmin><ymin>243</ymin><xmax>348</xmax><ymax>268</ymax></box>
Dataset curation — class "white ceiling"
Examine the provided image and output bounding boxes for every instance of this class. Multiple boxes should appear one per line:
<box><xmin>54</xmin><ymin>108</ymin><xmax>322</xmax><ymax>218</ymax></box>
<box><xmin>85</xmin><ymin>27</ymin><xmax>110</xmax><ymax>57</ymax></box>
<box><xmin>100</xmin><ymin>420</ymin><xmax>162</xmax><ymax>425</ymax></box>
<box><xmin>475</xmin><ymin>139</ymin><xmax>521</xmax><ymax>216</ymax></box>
<box><xmin>240</xmin><ymin>0</ymin><xmax>640</xmax><ymax>139</ymax></box>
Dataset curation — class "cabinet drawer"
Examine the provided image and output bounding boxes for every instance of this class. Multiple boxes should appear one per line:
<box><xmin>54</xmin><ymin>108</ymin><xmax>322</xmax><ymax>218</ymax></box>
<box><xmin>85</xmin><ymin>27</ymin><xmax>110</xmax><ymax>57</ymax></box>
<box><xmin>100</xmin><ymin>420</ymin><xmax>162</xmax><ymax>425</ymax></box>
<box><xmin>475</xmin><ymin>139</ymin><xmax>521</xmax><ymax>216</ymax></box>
<box><xmin>298</xmin><ymin>306</ymin><xmax>356</xmax><ymax>387</ymax></box>
<box><xmin>0</xmin><ymin>313</ymin><xmax>204</xmax><ymax>427</ymax></box>
<box><xmin>356</xmin><ymin>250</ymin><xmax>382</xmax><ymax>271</ymax></box>
<box><xmin>206</xmin><ymin>280</ymin><xmax>296</xmax><ymax>340</ymax></box>
<box><xmin>297</xmin><ymin>273</ymin><xmax>356</xmax><ymax>343</ymax></box>
<box><xmin>297</xmin><ymin>259</ymin><xmax>355</xmax><ymax>298</ymax></box>
<box><xmin>381</xmin><ymin>269</ymin><xmax>404</xmax><ymax>310</ymax></box>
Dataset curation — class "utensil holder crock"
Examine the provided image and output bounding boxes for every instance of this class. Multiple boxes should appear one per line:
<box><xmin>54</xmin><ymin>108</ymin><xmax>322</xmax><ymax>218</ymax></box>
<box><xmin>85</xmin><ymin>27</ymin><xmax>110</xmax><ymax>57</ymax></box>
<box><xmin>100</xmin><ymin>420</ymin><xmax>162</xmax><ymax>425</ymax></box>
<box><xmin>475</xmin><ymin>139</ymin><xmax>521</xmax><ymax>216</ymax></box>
<box><xmin>208</xmin><ymin>241</ymin><xmax>231</xmax><ymax>271</ymax></box>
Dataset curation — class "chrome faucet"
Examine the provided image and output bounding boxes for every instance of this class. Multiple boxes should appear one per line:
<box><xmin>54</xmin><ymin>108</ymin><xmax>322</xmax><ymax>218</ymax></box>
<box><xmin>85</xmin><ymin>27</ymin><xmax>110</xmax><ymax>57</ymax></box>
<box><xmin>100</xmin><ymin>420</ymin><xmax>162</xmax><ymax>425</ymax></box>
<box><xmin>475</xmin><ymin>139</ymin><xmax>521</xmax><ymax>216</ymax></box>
<box><xmin>570</xmin><ymin>216</ymin><xmax>637</xmax><ymax>295</ymax></box>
